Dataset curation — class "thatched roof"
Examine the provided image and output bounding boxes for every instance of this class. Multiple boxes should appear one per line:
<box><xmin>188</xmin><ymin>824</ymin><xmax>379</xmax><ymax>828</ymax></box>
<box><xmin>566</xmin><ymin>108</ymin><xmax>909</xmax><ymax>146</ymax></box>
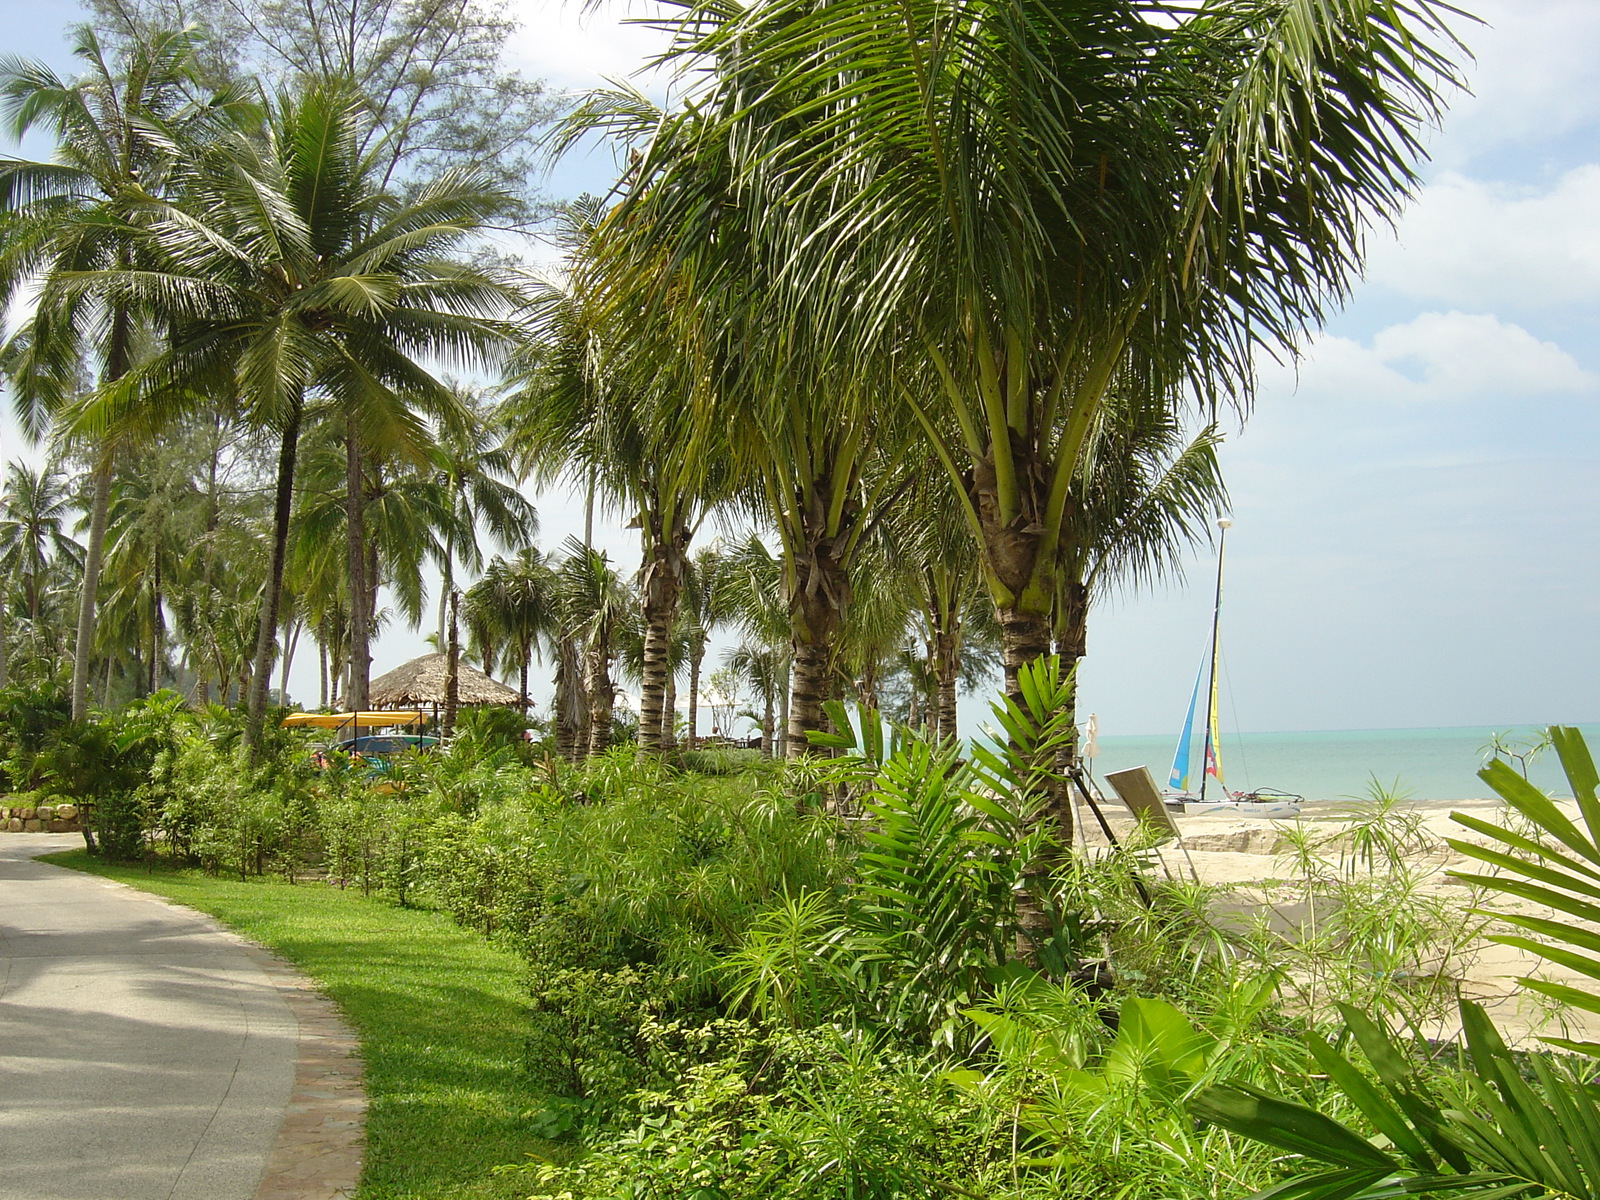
<box><xmin>367</xmin><ymin>653</ymin><xmax>522</xmax><ymax>708</ymax></box>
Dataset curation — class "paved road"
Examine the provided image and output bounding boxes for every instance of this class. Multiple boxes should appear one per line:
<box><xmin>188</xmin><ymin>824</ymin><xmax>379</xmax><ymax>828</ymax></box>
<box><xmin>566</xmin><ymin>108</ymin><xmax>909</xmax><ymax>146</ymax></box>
<box><xmin>0</xmin><ymin>835</ymin><xmax>297</xmax><ymax>1200</ymax></box>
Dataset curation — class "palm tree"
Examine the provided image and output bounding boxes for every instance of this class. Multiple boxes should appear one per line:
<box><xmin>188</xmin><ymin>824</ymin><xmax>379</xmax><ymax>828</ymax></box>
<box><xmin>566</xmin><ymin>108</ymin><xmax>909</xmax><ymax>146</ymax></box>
<box><xmin>430</xmin><ymin>387</ymin><xmax>538</xmax><ymax>647</ymax></box>
<box><xmin>0</xmin><ymin>460</ymin><xmax>84</xmax><ymax>687</ymax></box>
<box><xmin>70</xmin><ymin>83</ymin><xmax>526</xmax><ymax>750</ymax></box>
<box><xmin>99</xmin><ymin>445</ymin><xmax>202</xmax><ymax>694</ymax></box>
<box><xmin>0</xmin><ymin>461</ymin><xmax>83</xmax><ymax>624</ymax></box>
<box><xmin>718</xmin><ymin>535</ymin><xmax>792</xmax><ymax>757</ymax></box>
<box><xmin>503</xmin><ymin>209</ymin><xmax>730</xmax><ymax>756</ymax></box>
<box><xmin>554</xmin><ymin>541</ymin><xmax>632</xmax><ymax>758</ymax></box>
<box><xmin>580</xmin><ymin>0</ymin><xmax>1465</xmax><ymax>709</ymax></box>
<box><xmin>724</xmin><ymin>641</ymin><xmax>784</xmax><ymax>757</ymax></box>
<box><xmin>463</xmin><ymin>546</ymin><xmax>556</xmax><ymax>713</ymax></box>
<box><xmin>0</xmin><ymin>26</ymin><xmax>243</xmax><ymax>719</ymax></box>
<box><xmin>679</xmin><ymin>544</ymin><xmax>732</xmax><ymax>751</ymax></box>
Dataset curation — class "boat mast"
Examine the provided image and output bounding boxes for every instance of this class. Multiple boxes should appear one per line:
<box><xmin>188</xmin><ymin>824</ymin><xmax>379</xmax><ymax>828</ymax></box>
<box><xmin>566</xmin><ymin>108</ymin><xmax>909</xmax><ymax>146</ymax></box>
<box><xmin>1198</xmin><ymin>517</ymin><xmax>1232</xmax><ymax>802</ymax></box>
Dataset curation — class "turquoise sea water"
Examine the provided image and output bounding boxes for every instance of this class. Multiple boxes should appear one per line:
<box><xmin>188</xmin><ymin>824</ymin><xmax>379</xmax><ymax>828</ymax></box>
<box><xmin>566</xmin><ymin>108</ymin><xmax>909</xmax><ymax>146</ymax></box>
<box><xmin>1087</xmin><ymin>724</ymin><xmax>1600</xmax><ymax>802</ymax></box>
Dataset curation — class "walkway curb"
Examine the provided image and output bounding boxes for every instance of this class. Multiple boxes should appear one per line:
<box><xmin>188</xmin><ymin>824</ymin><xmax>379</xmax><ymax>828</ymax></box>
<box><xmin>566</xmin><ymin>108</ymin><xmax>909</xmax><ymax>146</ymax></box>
<box><xmin>231</xmin><ymin>941</ymin><xmax>366</xmax><ymax>1200</ymax></box>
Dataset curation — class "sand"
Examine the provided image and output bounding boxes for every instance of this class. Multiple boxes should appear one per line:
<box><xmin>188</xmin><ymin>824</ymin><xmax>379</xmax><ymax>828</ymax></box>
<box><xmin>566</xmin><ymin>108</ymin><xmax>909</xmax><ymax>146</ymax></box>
<box><xmin>1077</xmin><ymin>796</ymin><xmax>1600</xmax><ymax>1047</ymax></box>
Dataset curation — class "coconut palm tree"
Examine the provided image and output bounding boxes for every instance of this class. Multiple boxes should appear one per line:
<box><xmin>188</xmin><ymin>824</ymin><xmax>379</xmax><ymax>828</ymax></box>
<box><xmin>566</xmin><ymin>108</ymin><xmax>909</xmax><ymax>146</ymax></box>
<box><xmin>0</xmin><ymin>25</ymin><xmax>245</xmax><ymax>719</ymax></box>
<box><xmin>429</xmin><ymin>387</ymin><xmax>538</xmax><ymax>647</ymax></box>
<box><xmin>0</xmin><ymin>461</ymin><xmax>83</xmax><ymax>625</ymax></box>
<box><xmin>68</xmin><ymin>83</ymin><xmax>526</xmax><ymax>750</ymax></box>
<box><xmin>717</xmin><ymin>535</ymin><xmax>792</xmax><ymax>756</ymax></box>
<box><xmin>503</xmin><ymin>205</ymin><xmax>731</xmax><ymax>756</ymax></box>
<box><xmin>679</xmin><ymin>544</ymin><xmax>732</xmax><ymax>751</ymax></box>
<box><xmin>553</xmin><ymin>540</ymin><xmax>632</xmax><ymax>757</ymax></box>
<box><xmin>463</xmin><ymin>546</ymin><xmax>556</xmax><ymax>713</ymax></box>
<box><xmin>578</xmin><ymin>0</ymin><xmax>1465</xmax><ymax>709</ymax></box>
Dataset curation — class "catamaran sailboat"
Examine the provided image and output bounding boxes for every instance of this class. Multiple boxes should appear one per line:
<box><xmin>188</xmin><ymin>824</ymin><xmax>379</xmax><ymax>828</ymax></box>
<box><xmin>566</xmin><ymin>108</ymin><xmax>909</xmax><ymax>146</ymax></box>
<box><xmin>1166</xmin><ymin>518</ymin><xmax>1302</xmax><ymax>816</ymax></box>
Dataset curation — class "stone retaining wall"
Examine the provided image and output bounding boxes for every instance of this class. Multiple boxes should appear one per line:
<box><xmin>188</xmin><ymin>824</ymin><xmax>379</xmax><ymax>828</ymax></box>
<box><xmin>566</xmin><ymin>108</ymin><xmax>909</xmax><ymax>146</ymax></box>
<box><xmin>0</xmin><ymin>803</ymin><xmax>83</xmax><ymax>833</ymax></box>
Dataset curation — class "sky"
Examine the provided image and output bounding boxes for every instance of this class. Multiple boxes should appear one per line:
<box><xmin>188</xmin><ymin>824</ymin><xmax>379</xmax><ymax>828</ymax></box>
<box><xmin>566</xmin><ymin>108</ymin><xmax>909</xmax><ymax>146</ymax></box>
<box><xmin>0</xmin><ymin>0</ymin><xmax>1595</xmax><ymax>737</ymax></box>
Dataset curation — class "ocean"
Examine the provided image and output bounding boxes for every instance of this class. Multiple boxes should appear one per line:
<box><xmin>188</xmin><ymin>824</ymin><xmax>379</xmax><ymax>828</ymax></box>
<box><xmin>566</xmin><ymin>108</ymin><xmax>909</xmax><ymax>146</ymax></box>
<box><xmin>1086</xmin><ymin>724</ymin><xmax>1600</xmax><ymax>803</ymax></box>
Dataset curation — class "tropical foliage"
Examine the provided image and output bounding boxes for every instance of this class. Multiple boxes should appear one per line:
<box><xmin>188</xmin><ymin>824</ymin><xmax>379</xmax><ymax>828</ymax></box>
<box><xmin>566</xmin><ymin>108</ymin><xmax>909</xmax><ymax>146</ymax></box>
<box><xmin>17</xmin><ymin>6</ymin><xmax>1584</xmax><ymax>1200</ymax></box>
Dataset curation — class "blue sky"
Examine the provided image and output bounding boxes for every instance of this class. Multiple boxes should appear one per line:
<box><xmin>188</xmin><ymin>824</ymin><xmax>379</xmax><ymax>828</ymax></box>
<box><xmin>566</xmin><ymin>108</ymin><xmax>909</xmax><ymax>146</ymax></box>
<box><xmin>2</xmin><ymin>0</ymin><xmax>1596</xmax><ymax>736</ymax></box>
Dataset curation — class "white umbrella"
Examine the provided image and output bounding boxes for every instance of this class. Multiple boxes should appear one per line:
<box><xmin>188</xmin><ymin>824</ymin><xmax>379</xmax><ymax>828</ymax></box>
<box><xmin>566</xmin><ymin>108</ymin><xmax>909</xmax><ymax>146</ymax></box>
<box><xmin>1083</xmin><ymin>713</ymin><xmax>1100</xmax><ymax>761</ymax></box>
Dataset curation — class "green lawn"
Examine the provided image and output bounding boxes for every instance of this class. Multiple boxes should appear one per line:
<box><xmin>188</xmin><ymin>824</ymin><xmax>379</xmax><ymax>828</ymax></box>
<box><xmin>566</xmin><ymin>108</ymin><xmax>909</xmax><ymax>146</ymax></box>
<box><xmin>43</xmin><ymin>851</ymin><xmax>552</xmax><ymax>1199</ymax></box>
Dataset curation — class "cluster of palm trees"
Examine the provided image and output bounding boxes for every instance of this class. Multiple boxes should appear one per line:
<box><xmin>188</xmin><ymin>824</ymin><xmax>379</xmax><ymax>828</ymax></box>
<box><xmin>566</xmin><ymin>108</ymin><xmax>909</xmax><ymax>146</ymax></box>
<box><xmin>1</xmin><ymin>1</ymin><xmax>1465</xmax><ymax>761</ymax></box>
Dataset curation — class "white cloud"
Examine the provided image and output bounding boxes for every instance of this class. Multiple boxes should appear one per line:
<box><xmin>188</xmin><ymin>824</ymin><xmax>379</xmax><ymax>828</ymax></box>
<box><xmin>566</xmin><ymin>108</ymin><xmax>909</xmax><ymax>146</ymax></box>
<box><xmin>505</xmin><ymin>0</ymin><xmax>674</xmax><ymax>94</ymax></box>
<box><xmin>1423</xmin><ymin>0</ymin><xmax>1600</xmax><ymax>169</ymax></box>
<box><xmin>1366</xmin><ymin>167</ymin><xmax>1600</xmax><ymax>308</ymax></box>
<box><xmin>1264</xmin><ymin>311</ymin><xmax>1596</xmax><ymax>406</ymax></box>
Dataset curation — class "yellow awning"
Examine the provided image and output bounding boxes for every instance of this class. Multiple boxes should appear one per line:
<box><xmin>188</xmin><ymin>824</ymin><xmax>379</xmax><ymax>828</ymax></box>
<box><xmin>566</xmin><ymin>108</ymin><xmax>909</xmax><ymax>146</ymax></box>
<box><xmin>280</xmin><ymin>711</ymin><xmax>427</xmax><ymax>729</ymax></box>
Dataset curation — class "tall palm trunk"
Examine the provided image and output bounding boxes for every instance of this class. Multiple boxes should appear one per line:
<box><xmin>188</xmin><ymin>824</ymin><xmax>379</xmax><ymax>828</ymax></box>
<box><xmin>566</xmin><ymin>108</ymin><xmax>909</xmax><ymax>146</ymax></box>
<box><xmin>443</xmin><ymin>589</ymin><xmax>460</xmax><ymax>738</ymax></box>
<box><xmin>344</xmin><ymin>416</ymin><xmax>371</xmax><ymax>712</ymax></box>
<box><xmin>71</xmin><ymin>451</ymin><xmax>113</xmax><ymax>717</ymax></box>
<box><xmin>586</xmin><ymin>640</ymin><xmax>614</xmax><ymax>757</ymax></box>
<box><xmin>637</xmin><ymin>511</ymin><xmax>687</xmax><ymax>756</ymax></box>
<box><xmin>437</xmin><ymin>533</ymin><xmax>453</xmax><ymax>647</ymax></box>
<box><xmin>244</xmin><ymin>393</ymin><xmax>304</xmax><ymax>753</ymax></box>
<box><xmin>518</xmin><ymin>638</ymin><xmax>531</xmax><ymax>715</ymax></box>
<box><xmin>933</xmin><ymin>628</ymin><xmax>960</xmax><ymax>744</ymax></box>
<box><xmin>279</xmin><ymin>617</ymin><xmax>300</xmax><ymax>707</ymax></box>
<box><xmin>0</xmin><ymin>595</ymin><xmax>8</xmax><ymax>688</ymax></box>
<box><xmin>785</xmin><ymin>544</ymin><xmax>849</xmax><ymax>757</ymax></box>
<box><xmin>777</xmin><ymin>661</ymin><xmax>791</xmax><ymax>759</ymax></box>
<box><xmin>687</xmin><ymin>640</ymin><xmax>704</xmax><ymax>750</ymax></box>
<box><xmin>71</xmin><ymin>306</ymin><xmax>132</xmax><ymax>721</ymax></box>
<box><xmin>972</xmin><ymin>443</ymin><xmax>1074</xmax><ymax>957</ymax></box>
<box><xmin>553</xmin><ymin>637</ymin><xmax>587</xmax><ymax>761</ymax></box>
<box><xmin>662</xmin><ymin>666</ymin><xmax>677</xmax><ymax>751</ymax></box>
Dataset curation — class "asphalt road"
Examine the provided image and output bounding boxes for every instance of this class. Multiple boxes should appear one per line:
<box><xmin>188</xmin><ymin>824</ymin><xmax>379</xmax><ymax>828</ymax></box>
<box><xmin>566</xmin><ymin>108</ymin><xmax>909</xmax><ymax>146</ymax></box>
<box><xmin>0</xmin><ymin>834</ymin><xmax>296</xmax><ymax>1200</ymax></box>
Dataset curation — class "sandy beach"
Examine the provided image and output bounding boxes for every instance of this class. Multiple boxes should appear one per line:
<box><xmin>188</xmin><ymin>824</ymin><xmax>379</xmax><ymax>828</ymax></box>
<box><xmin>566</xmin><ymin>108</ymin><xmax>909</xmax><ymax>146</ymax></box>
<box><xmin>1082</xmin><ymin>796</ymin><xmax>1600</xmax><ymax>1047</ymax></box>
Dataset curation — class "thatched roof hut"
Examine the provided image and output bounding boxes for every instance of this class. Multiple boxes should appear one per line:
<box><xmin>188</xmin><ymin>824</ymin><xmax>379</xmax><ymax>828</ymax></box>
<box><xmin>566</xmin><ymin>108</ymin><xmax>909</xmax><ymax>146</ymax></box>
<box><xmin>367</xmin><ymin>653</ymin><xmax>521</xmax><ymax>708</ymax></box>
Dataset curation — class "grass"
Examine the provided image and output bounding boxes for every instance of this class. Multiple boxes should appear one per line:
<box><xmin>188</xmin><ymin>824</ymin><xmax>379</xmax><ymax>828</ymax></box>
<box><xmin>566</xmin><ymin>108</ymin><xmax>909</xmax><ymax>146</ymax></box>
<box><xmin>43</xmin><ymin>850</ymin><xmax>551</xmax><ymax>1200</ymax></box>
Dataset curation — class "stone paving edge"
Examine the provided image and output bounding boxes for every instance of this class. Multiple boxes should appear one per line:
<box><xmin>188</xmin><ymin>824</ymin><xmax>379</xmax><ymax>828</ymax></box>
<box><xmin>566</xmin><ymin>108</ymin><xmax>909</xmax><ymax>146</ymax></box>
<box><xmin>229</xmin><ymin>938</ymin><xmax>366</xmax><ymax>1200</ymax></box>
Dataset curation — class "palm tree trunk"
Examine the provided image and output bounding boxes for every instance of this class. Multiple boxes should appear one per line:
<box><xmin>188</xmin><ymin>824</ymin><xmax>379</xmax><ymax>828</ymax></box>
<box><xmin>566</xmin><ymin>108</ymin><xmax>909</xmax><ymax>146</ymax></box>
<box><xmin>637</xmin><ymin>512</ymin><xmax>687</xmax><ymax>757</ymax></box>
<box><xmin>318</xmin><ymin>638</ymin><xmax>328</xmax><ymax>709</ymax></box>
<box><xmin>71</xmin><ymin>306</ymin><xmax>132</xmax><ymax>721</ymax></box>
<box><xmin>761</xmin><ymin>690</ymin><xmax>774</xmax><ymax>757</ymax></box>
<box><xmin>71</xmin><ymin>450</ymin><xmax>113</xmax><ymax>719</ymax></box>
<box><xmin>777</xmin><ymin>660</ymin><xmax>791</xmax><ymax>759</ymax></box>
<box><xmin>147</xmin><ymin>555</ymin><xmax>162</xmax><ymax>696</ymax></box>
<box><xmin>662</xmin><ymin>667</ymin><xmax>677</xmax><ymax>751</ymax></box>
<box><xmin>586</xmin><ymin>643</ymin><xmax>614</xmax><ymax>757</ymax></box>
<box><xmin>787</xmin><ymin>635</ymin><xmax>831</xmax><ymax>757</ymax></box>
<box><xmin>0</xmin><ymin>595</ymin><xmax>9</xmax><ymax>689</ymax></box>
<box><xmin>856</xmin><ymin>665</ymin><xmax>878</xmax><ymax>712</ymax></box>
<box><xmin>279</xmin><ymin>616</ymin><xmax>300</xmax><ymax>707</ymax></box>
<box><xmin>785</xmin><ymin>527</ymin><xmax>850</xmax><ymax>756</ymax></box>
<box><xmin>553</xmin><ymin>639</ymin><xmax>578</xmax><ymax>760</ymax></box>
<box><xmin>443</xmin><ymin>589</ymin><xmax>460</xmax><ymax>738</ymax></box>
<box><xmin>437</xmin><ymin>534</ymin><xmax>453</xmax><ymax>647</ymax></box>
<box><xmin>934</xmin><ymin>626</ymin><xmax>960</xmax><ymax>744</ymax></box>
<box><xmin>518</xmin><ymin>645</ymin><xmax>530</xmax><ymax>716</ymax></box>
<box><xmin>344</xmin><ymin>414</ymin><xmax>371</xmax><ymax>713</ymax></box>
<box><xmin>244</xmin><ymin>393</ymin><xmax>304</xmax><ymax>754</ymax></box>
<box><xmin>687</xmin><ymin>645</ymin><xmax>703</xmax><ymax>751</ymax></box>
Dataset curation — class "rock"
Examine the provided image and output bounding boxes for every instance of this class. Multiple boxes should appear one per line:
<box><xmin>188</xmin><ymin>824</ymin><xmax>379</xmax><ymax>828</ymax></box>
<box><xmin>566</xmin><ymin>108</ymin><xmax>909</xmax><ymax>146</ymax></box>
<box><xmin>36</xmin><ymin>805</ymin><xmax>54</xmax><ymax>820</ymax></box>
<box><xmin>6</xmin><ymin>818</ymin><xmax>20</xmax><ymax>832</ymax></box>
<box><xmin>23</xmin><ymin>819</ymin><xmax>42</xmax><ymax>832</ymax></box>
<box><xmin>47</xmin><ymin>819</ymin><xmax>75</xmax><ymax>833</ymax></box>
<box><xmin>54</xmin><ymin>804</ymin><xmax>78</xmax><ymax>820</ymax></box>
<box><xmin>19</xmin><ymin>807</ymin><xmax>36</xmax><ymax>820</ymax></box>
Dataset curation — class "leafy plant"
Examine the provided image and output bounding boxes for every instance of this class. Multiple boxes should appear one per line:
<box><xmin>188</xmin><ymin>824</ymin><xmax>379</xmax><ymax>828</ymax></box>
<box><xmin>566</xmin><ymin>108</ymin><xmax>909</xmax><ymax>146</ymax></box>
<box><xmin>1448</xmin><ymin>725</ymin><xmax>1600</xmax><ymax>1053</ymax></box>
<box><xmin>1194</xmin><ymin>998</ymin><xmax>1600</xmax><ymax>1200</ymax></box>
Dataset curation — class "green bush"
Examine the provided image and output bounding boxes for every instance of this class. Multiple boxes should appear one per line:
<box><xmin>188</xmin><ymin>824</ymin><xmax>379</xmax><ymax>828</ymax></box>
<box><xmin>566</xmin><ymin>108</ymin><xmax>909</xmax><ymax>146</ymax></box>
<box><xmin>523</xmin><ymin>1028</ymin><xmax>999</xmax><ymax>1199</ymax></box>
